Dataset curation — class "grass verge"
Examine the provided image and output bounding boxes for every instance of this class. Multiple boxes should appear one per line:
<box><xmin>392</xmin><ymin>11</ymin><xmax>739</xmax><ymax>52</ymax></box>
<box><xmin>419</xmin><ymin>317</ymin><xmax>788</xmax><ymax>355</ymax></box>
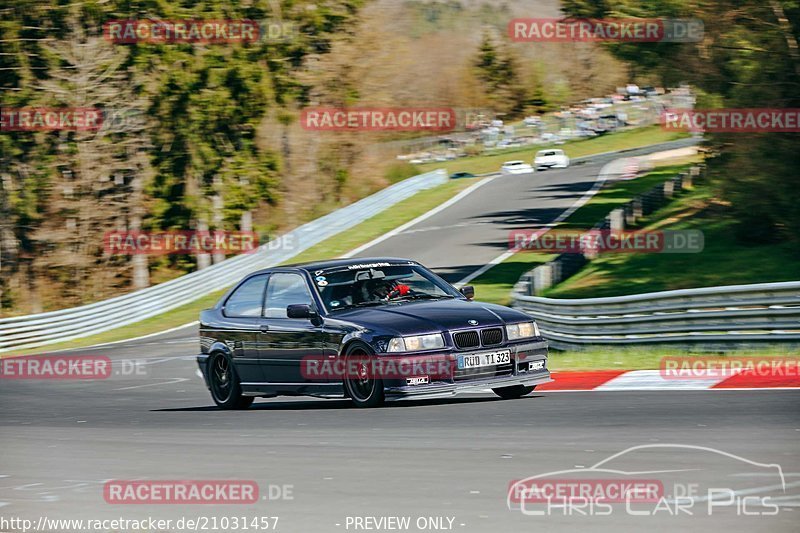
<box><xmin>415</xmin><ymin>125</ymin><xmax>688</xmax><ymax>175</ymax></box>
<box><xmin>468</xmin><ymin>161</ymin><xmax>701</xmax><ymax>305</ymax></box>
<box><xmin>11</xmin><ymin>134</ymin><xmax>698</xmax><ymax>358</ymax></box>
<box><xmin>9</xmin><ymin>178</ymin><xmax>480</xmax><ymax>356</ymax></box>
<box><xmin>548</xmin><ymin>346</ymin><xmax>800</xmax><ymax>371</ymax></box>
<box><xmin>544</xmin><ymin>180</ymin><xmax>800</xmax><ymax>298</ymax></box>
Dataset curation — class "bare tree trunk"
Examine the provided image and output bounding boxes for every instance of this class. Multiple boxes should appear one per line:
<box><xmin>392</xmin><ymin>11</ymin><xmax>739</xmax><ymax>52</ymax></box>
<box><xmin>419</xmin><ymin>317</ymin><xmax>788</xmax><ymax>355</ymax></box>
<box><xmin>26</xmin><ymin>261</ymin><xmax>42</xmax><ymax>314</ymax></box>
<box><xmin>240</xmin><ymin>211</ymin><xmax>253</xmax><ymax>232</ymax></box>
<box><xmin>129</xmin><ymin>162</ymin><xmax>150</xmax><ymax>289</ymax></box>
<box><xmin>212</xmin><ymin>176</ymin><xmax>225</xmax><ymax>264</ymax></box>
<box><xmin>770</xmin><ymin>1</ymin><xmax>800</xmax><ymax>78</ymax></box>
<box><xmin>130</xmin><ymin>210</ymin><xmax>149</xmax><ymax>289</ymax></box>
<box><xmin>196</xmin><ymin>218</ymin><xmax>211</xmax><ymax>270</ymax></box>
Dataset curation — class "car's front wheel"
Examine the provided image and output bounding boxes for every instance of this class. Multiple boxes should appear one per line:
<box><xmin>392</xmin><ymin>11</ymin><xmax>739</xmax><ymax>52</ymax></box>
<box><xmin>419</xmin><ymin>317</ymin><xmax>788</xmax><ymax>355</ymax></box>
<box><xmin>208</xmin><ymin>353</ymin><xmax>254</xmax><ymax>410</ymax></box>
<box><xmin>492</xmin><ymin>385</ymin><xmax>535</xmax><ymax>400</ymax></box>
<box><xmin>343</xmin><ymin>343</ymin><xmax>385</xmax><ymax>408</ymax></box>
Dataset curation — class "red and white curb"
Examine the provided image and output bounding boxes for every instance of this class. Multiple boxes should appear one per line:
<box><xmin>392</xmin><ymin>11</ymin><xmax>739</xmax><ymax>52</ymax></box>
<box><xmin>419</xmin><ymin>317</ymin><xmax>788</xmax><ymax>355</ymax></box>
<box><xmin>536</xmin><ymin>370</ymin><xmax>800</xmax><ymax>391</ymax></box>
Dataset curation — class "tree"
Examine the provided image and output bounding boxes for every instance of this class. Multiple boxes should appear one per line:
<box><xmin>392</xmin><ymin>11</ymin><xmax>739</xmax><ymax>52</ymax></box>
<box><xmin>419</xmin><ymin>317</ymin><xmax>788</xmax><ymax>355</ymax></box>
<box><xmin>473</xmin><ymin>30</ymin><xmax>527</xmax><ymax>116</ymax></box>
<box><xmin>562</xmin><ymin>0</ymin><xmax>800</xmax><ymax>245</ymax></box>
<box><xmin>33</xmin><ymin>19</ymin><xmax>153</xmax><ymax>300</ymax></box>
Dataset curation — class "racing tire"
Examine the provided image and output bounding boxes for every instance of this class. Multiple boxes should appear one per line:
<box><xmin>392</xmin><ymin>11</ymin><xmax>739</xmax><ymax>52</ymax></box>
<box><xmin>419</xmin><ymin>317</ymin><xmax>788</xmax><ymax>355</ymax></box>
<box><xmin>208</xmin><ymin>353</ymin><xmax>254</xmax><ymax>410</ymax></box>
<box><xmin>342</xmin><ymin>342</ymin><xmax>385</xmax><ymax>408</ymax></box>
<box><xmin>492</xmin><ymin>385</ymin><xmax>535</xmax><ymax>400</ymax></box>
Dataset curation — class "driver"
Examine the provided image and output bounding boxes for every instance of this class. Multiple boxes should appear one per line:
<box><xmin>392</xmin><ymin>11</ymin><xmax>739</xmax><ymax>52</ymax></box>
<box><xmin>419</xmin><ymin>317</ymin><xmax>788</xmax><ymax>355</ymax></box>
<box><xmin>362</xmin><ymin>279</ymin><xmax>410</xmax><ymax>301</ymax></box>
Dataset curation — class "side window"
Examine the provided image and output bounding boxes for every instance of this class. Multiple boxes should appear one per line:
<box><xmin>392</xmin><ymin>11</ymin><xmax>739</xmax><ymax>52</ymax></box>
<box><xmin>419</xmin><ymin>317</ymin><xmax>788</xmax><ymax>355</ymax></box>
<box><xmin>265</xmin><ymin>273</ymin><xmax>313</xmax><ymax>318</ymax></box>
<box><xmin>224</xmin><ymin>275</ymin><xmax>267</xmax><ymax>317</ymax></box>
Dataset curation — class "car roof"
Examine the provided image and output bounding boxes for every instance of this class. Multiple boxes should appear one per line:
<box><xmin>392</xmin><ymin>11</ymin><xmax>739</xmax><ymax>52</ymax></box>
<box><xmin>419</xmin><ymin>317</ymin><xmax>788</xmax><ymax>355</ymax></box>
<box><xmin>504</xmin><ymin>160</ymin><xmax>524</xmax><ymax>165</ymax></box>
<box><xmin>259</xmin><ymin>257</ymin><xmax>418</xmax><ymax>274</ymax></box>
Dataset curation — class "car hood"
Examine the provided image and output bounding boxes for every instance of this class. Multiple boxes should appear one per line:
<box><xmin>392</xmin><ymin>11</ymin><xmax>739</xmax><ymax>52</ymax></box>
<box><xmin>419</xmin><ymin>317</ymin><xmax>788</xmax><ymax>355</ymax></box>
<box><xmin>329</xmin><ymin>298</ymin><xmax>532</xmax><ymax>336</ymax></box>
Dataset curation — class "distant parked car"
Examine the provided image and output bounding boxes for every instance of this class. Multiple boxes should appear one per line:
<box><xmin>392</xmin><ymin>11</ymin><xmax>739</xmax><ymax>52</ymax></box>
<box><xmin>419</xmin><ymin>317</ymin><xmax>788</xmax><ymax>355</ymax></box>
<box><xmin>450</xmin><ymin>172</ymin><xmax>475</xmax><ymax>179</ymax></box>
<box><xmin>523</xmin><ymin>116</ymin><xmax>542</xmax><ymax>127</ymax></box>
<box><xmin>539</xmin><ymin>132</ymin><xmax>559</xmax><ymax>144</ymax></box>
<box><xmin>534</xmin><ymin>149</ymin><xmax>570</xmax><ymax>170</ymax></box>
<box><xmin>500</xmin><ymin>161</ymin><xmax>534</xmax><ymax>175</ymax></box>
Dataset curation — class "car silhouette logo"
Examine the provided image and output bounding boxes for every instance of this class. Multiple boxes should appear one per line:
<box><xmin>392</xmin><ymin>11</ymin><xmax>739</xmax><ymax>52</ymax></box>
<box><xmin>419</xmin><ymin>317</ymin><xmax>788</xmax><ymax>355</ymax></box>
<box><xmin>468</xmin><ymin>319</ymin><xmax>479</xmax><ymax>325</ymax></box>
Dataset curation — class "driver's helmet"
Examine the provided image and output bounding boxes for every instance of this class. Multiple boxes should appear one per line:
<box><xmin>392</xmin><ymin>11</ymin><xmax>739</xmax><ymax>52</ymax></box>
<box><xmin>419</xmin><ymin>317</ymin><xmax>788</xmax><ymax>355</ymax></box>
<box><xmin>365</xmin><ymin>278</ymin><xmax>396</xmax><ymax>300</ymax></box>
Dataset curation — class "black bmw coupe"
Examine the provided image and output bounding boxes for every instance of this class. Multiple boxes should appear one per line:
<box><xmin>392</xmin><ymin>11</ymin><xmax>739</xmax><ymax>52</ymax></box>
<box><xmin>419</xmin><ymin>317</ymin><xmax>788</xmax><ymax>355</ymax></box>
<box><xmin>197</xmin><ymin>258</ymin><xmax>550</xmax><ymax>408</ymax></box>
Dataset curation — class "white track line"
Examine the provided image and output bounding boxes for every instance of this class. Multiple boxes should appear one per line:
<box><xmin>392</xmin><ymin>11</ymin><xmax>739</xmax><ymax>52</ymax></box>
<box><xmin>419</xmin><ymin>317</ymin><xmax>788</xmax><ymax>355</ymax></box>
<box><xmin>340</xmin><ymin>176</ymin><xmax>496</xmax><ymax>259</ymax></box>
<box><xmin>455</xmin><ymin>167</ymin><xmax>609</xmax><ymax>287</ymax></box>
<box><xmin>36</xmin><ymin>322</ymin><xmax>199</xmax><ymax>354</ymax></box>
<box><xmin>114</xmin><ymin>377</ymin><xmax>189</xmax><ymax>391</ymax></box>
<box><xmin>30</xmin><ymin>144</ymin><xmax>695</xmax><ymax>354</ymax></box>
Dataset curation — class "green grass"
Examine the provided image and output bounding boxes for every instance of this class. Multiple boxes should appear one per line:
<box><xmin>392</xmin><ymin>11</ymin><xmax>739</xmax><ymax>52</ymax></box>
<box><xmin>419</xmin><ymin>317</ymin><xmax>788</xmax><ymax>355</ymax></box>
<box><xmin>7</xmin><ymin>177</ymin><xmax>480</xmax><ymax>356</ymax></box>
<box><xmin>469</xmin><ymin>255</ymin><xmax>556</xmax><ymax>307</ymax></box>
<box><xmin>468</xmin><ymin>162</ymin><xmax>700</xmax><ymax>304</ymax></box>
<box><xmin>287</xmin><ymin>178</ymin><xmax>478</xmax><ymax>264</ymax></box>
<box><xmin>548</xmin><ymin>346</ymin><xmax>800</xmax><ymax>371</ymax></box>
<box><xmin>7</xmin><ymin>133</ymin><xmax>693</xmax><ymax>356</ymax></box>
<box><xmin>559</xmin><ymin>163</ymin><xmax>695</xmax><ymax>228</ymax></box>
<box><xmin>8</xmin><ymin>289</ymin><xmax>227</xmax><ymax>357</ymax></box>
<box><xmin>415</xmin><ymin>125</ymin><xmax>688</xmax><ymax>175</ymax></box>
<box><xmin>544</xmin><ymin>182</ymin><xmax>800</xmax><ymax>298</ymax></box>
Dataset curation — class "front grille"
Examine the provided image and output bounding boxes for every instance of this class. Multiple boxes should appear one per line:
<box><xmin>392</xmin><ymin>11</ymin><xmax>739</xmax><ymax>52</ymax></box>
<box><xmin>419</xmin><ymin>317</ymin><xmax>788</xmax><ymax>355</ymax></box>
<box><xmin>481</xmin><ymin>327</ymin><xmax>503</xmax><ymax>346</ymax></box>
<box><xmin>453</xmin><ymin>330</ymin><xmax>480</xmax><ymax>349</ymax></box>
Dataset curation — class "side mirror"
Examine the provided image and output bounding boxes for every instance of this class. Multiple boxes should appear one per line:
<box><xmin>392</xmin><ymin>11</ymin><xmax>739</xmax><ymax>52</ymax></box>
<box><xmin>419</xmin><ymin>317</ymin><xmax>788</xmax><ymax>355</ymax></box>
<box><xmin>460</xmin><ymin>285</ymin><xmax>475</xmax><ymax>300</ymax></box>
<box><xmin>287</xmin><ymin>304</ymin><xmax>317</xmax><ymax>320</ymax></box>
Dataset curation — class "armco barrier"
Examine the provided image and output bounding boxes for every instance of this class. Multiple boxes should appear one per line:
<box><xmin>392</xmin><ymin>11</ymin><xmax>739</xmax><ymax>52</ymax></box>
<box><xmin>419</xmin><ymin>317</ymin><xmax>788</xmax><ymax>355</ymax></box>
<box><xmin>511</xmin><ymin>281</ymin><xmax>800</xmax><ymax>349</ymax></box>
<box><xmin>0</xmin><ymin>169</ymin><xmax>448</xmax><ymax>353</ymax></box>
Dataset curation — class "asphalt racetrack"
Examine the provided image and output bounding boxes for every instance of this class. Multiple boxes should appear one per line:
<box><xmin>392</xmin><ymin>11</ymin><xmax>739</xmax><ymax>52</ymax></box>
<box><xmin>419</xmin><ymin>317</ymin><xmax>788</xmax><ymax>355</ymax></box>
<box><xmin>353</xmin><ymin>138</ymin><xmax>699</xmax><ymax>283</ymax></box>
<box><xmin>2</xmin><ymin>138</ymin><xmax>798</xmax><ymax>532</ymax></box>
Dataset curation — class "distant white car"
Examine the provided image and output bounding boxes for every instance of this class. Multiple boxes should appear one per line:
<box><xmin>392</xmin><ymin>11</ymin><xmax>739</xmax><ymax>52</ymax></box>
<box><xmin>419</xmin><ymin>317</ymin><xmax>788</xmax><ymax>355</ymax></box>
<box><xmin>523</xmin><ymin>116</ymin><xmax>542</xmax><ymax>126</ymax></box>
<box><xmin>539</xmin><ymin>132</ymin><xmax>561</xmax><ymax>144</ymax></box>
<box><xmin>500</xmin><ymin>160</ymin><xmax>534</xmax><ymax>175</ymax></box>
<box><xmin>534</xmin><ymin>149</ymin><xmax>570</xmax><ymax>170</ymax></box>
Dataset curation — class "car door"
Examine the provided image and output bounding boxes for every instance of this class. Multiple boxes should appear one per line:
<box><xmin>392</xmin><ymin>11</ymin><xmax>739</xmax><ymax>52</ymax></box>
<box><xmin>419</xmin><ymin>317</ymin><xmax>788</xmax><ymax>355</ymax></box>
<box><xmin>257</xmin><ymin>272</ymin><xmax>324</xmax><ymax>384</ymax></box>
<box><xmin>219</xmin><ymin>273</ymin><xmax>269</xmax><ymax>384</ymax></box>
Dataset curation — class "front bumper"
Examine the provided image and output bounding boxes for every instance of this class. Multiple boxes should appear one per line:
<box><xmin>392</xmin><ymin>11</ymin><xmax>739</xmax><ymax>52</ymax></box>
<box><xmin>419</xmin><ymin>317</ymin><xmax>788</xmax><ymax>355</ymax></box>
<box><xmin>384</xmin><ymin>371</ymin><xmax>552</xmax><ymax>401</ymax></box>
<box><xmin>383</xmin><ymin>339</ymin><xmax>550</xmax><ymax>400</ymax></box>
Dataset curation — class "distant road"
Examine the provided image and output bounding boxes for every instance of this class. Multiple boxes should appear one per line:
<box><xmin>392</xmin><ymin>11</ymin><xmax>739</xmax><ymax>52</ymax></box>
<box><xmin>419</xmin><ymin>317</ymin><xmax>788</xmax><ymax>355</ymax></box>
<box><xmin>354</xmin><ymin>138</ymin><xmax>700</xmax><ymax>283</ymax></box>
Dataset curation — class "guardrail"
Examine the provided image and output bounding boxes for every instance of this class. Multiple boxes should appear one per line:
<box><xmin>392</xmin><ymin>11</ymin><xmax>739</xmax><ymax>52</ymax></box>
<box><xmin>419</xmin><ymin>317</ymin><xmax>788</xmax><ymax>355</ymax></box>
<box><xmin>512</xmin><ymin>281</ymin><xmax>800</xmax><ymax>349</ymax></box>
<box><xmin>0</xmin><ymin>169</ymin><xmax>448</xmax><ymax>353</ymax></box>
<box><xmin>519</xmin><ymin>163</ymin><xmax>704</xmax><ymax>296</ymax></box>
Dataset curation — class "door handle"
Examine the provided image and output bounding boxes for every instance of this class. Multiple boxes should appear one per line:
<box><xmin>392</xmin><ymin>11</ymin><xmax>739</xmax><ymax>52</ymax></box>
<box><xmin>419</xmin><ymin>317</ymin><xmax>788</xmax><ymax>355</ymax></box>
<box><xmin>259</xmin><ymin>325</ymin><xmax>270</xmax><ymax>333</ymax></box>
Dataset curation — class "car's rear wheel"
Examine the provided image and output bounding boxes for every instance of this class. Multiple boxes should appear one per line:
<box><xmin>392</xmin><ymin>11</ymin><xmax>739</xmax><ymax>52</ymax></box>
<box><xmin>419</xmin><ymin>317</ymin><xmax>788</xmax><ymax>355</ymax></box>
<box><xmin>492</xmin><ymin>385</ymin><xmax>535</xmax><ymax>400</ymax></box>
<box><xmin>343</xmin><ymin>343</ymin><xmax>385</xmax><ymax>408</ymax></box>
<box><xmin>208</xmin><ymin>353</ymin><xmax>254</xmax><ymax>410</ymax></box>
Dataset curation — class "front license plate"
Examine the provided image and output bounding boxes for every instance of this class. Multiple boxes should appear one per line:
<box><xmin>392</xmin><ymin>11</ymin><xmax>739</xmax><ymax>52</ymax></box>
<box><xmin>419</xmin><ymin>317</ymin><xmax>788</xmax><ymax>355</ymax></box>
<box><xmin>458</xmin><ymin>350</ymin><xmax>511</xmax><ymax>370</ymax></box>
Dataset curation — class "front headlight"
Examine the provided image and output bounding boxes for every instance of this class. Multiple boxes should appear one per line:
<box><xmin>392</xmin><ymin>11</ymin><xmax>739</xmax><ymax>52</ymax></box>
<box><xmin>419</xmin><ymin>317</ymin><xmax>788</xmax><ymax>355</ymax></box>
<box><xmin>387</xmin><ymin>333</ymin><xmax>445</xmax><ymax>352</ymax></box>
<box><xmin>506</xmin><ymin>321</ymin><xmax>539</xmax><ymax>340</ymax></box>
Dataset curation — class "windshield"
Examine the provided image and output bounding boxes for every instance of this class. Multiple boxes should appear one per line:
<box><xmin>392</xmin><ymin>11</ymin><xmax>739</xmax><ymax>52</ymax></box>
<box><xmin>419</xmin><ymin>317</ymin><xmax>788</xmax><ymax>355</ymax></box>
<box><xmin>313</xmin><ymin>263</ymin><xmax>461</xmax><ymax>311</ymax></box>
